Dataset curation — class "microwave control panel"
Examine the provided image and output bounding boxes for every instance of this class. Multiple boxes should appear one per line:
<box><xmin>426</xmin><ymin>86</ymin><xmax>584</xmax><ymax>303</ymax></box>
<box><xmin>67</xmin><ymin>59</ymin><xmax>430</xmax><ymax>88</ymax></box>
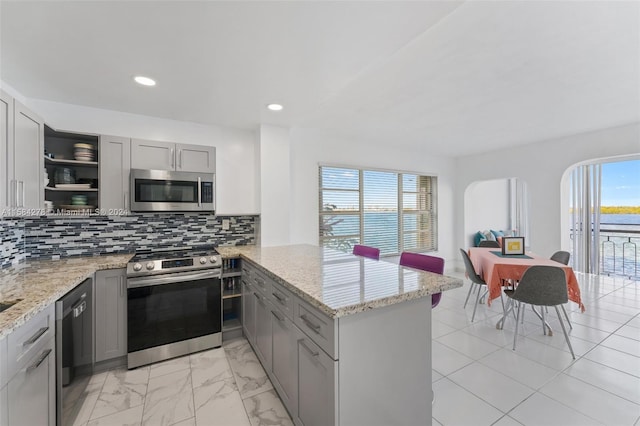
<box><xmin>201</xmin><ymin>181</ymin><xmax>214</xmax><ymax>203</ymax></box>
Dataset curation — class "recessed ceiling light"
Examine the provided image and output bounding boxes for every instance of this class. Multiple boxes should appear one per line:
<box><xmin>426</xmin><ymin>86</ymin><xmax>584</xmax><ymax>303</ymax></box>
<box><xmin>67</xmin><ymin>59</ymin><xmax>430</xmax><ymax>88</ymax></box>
<box><xmin>267</xmin><ymin>103</ymin><xmax>283</xmax><ymax>111</ymax></box>
<box><xmin>134</xmin><ymin>76</ymin><xmax>156</xmax><ymax>86</ymax></box>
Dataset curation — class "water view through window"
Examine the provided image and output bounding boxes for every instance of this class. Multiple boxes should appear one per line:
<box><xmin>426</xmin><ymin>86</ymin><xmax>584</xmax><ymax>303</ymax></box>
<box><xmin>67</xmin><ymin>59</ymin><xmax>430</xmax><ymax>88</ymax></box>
<box><xmin>319</xmin><ymin>166</ymin><xmax>437</xmax><ymax>256</ymax></box>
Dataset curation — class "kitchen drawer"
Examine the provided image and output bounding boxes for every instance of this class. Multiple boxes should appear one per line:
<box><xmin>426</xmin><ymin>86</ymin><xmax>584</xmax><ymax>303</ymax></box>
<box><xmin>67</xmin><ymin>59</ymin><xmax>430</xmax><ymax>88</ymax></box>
<box><xmin>252</xmin><ymin>269</ymin><xmax>271</xmax><ymax>296</ymax></box>
<box><xmin>241</xmin><ymin>262</ymin><xmax>253</xmax><ymax>282</ymax></box>
<box><xmin>6</xmin><ymin>304</ymin><xmax>54</xmax><ymax>379</ymax></box>
<box><xmin>294</xmin><ymin>299</ymin><xmax>336</xmax><ymax>359</ymax></box>
<box><xmin>269</xmin><ymin>280</ymin><xmax>295</xmax><ymax>320</ymax></box>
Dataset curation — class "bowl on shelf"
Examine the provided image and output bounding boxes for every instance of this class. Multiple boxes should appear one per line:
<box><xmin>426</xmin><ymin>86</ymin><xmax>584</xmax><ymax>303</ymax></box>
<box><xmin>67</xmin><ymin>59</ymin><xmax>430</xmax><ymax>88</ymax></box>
<box><xmin>71</xmin><ymin>195</ymin><xmax>88</xmax><ymax>205</ymax></box>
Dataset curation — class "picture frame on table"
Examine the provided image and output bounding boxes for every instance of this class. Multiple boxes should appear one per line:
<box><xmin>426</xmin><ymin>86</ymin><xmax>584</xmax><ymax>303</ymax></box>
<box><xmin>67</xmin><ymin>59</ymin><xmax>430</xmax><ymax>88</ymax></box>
<box><xmin>502</xmin><ymin>236</ymin><xmax>525</xmax><ymax>255</ymax></box>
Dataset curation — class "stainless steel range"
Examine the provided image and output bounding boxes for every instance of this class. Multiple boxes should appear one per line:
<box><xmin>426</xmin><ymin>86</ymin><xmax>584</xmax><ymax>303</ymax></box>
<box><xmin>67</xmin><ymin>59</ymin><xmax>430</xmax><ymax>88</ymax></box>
<box><xmin>126</xmin><ymin>245</ymin><xmax>222</xmax><ymax>369</ymax></box>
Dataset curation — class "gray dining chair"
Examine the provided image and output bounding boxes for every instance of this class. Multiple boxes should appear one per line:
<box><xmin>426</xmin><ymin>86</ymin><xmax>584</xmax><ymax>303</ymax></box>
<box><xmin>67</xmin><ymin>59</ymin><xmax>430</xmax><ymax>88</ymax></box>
<box><xmin>504</xmin><ymin>265</ymin><xmax>575</xmax><ymax>359</ymax></box>
<box><xmin>459</xmin><ymin>248</ymin><xmax>490</xmax><ymax>322</ymax></box>
<box><xmin>550</xmin><ymin>250</ymin><xmax>570</xmax><ymax>265</ymax></box>
<box><xmin>549</xmin><ymin>250</ymin><xmax>573</xmax><ymax>329</ymax></box>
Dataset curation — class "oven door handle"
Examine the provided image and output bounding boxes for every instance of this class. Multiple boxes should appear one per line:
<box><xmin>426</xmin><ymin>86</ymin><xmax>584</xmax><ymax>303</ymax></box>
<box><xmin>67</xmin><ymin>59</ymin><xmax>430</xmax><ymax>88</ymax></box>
<box><xmin>127</xmin><ymin>269</ymin><xmax>222</xmax><ymax>289</ymax></box>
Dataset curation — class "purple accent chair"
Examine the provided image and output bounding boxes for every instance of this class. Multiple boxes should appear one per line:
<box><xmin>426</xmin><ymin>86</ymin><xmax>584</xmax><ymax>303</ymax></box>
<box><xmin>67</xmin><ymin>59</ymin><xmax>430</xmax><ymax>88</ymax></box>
<box><xmin>352</xmin><ymin>244</ymin><xmax>380</xmax><ymax>260</ymax></box>
<box><xmin>399</xmin><ymin>252</ymin><xmax>444</xmax><ymax>308</ymax></box>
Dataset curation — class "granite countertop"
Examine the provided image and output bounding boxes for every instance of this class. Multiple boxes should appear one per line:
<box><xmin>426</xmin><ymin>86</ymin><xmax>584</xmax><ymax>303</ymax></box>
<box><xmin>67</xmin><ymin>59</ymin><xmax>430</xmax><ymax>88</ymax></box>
<box><xmin>0</xmin><ymin>254</ymin><xmax>133</xmax><ymax>339</ymax></box>
<box><xmin>217</xmin><ymin>244</ymin><xmax>463</xmax><ymax>318</ymax></box>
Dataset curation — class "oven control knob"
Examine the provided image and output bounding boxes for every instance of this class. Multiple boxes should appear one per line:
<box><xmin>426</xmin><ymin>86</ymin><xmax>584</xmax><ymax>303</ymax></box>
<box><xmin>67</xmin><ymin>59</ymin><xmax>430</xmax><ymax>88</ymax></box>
<box><xmin>146</xmin><ymin>262</ymin><xmax>155</xmax><ymax>270</ymax></box>
<box><xmin>199</xmin><ymin>257</ymin><xmax>207</xmax><ymax>265</ymax></box>
<box><xmin>209</xmin><ymin>256</ymin><xmax>218</xmax><ymax>264</ymax></box>
<box><xmin>133</xmin><ymin>263</ymin><xmax>143</xmax><ymax>272</ymax></box>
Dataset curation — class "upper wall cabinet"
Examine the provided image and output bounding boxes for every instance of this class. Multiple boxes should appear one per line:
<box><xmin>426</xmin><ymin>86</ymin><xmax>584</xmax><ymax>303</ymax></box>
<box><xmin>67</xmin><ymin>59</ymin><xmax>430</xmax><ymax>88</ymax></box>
<box><xmin>44</xmin><ymin>126</ymin><xmax>99</xmax><ymax>214</ymax></box>
<box><xmin>131</xmin><ymin>139</ymin><xmax>215</xmax><ymax>173</ymax></box>
<box><xmin>13</xmin><ymin>101</ymin><xmax>44</xmax><ymax>211</ymax></box>
<box><xmin>99</xmin><ymin>135</ymin><xmax>131</xmax><ymax>212</ymax></box>
<box><xmin>1</xmin><ymin>90</ymin><xmax>44</xmax><ymax>214</ymax></box>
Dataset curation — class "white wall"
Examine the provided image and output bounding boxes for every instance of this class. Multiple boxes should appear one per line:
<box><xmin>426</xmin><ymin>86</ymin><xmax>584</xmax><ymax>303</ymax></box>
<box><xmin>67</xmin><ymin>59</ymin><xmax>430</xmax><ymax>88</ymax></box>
<box><xmin>288</xmin><ymin>128</ymin><xmax>458</xmax><ymax>269</ymax></box>
<box><xmin>464</xmin><ymin>179</ymin><xmax>510</xmax><ymax>246</ymax></box>
<box><xmin>456</xmin><ymin>122</ymin><xmax>640</xmax><ymax>260</ymax></box>
<box><xmin>24</xmin><ymin>98</ymin><xmax>259</xmax><ymax>215</ymax></box>
<box><xmin>259</xmin><ymin>125</ymin><xmax>291</xmax><ymax>246</ymax></box>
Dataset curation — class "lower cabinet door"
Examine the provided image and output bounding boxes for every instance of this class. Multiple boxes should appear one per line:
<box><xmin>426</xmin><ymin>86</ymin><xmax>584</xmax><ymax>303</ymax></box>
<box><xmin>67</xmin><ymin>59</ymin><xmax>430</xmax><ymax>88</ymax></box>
<box><xmin>7</xmin><ymin>337</ymin><xmax>55</xmax><ymax>426</ymax></box>
<box><xmin>271</xmin><ymin>310</ymin><xmax>298</xmax><ymax>418</ymax></box>
<box><xmin>254</xmin><ymin>293</ymin><xmax>272</xmax><ymax>371</ymax></box>
<box><xmin>0</xmin><ymin>384</ymin><xmax>7</xmax><ymax>426</ymax></box>
<box><xmin>242</xmin><ymin>281</ymin><xmax>256</xmax><ymax>344</ymax></box>
<box><xmin>95</xmin><ymin>268</ymin><xmax>127</xmax><ymax>362</ymax></box>
<box><xmin>296</xmin><ymin>329</ymin><xmax>336</xmax><ymax>426</ymax></box>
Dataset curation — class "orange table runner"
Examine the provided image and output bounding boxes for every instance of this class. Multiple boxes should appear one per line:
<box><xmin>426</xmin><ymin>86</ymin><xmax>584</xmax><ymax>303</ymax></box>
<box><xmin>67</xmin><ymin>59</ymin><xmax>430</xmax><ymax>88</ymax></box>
<box><xmin>468</xmin><ymin>248</ymin><xmax>585</xmax><ymax>312</ymax></box>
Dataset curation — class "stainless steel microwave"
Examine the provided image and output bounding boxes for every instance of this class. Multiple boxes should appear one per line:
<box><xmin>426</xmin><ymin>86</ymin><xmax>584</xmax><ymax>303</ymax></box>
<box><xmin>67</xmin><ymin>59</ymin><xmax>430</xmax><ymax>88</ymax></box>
<box><xmin>130</xmin><ymin>169</ymin><xmax>215</xmax><ymax>212</ymax></box>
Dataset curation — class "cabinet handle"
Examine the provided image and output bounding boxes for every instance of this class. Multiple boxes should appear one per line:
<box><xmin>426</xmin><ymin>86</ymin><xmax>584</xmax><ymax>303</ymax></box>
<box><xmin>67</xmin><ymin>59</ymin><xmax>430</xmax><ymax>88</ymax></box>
<box><xmin>124</xmin><ymin>192</ymin><xmax>128</xmax><ymax>210</ymax></box>
<box><xmin>272</xmin><ymin>292</ymin><xmax>286</xmax><ymax>305</ymax></box>
<box><xmin>272</xmin><ymin>310</ymin><xmax>285</xmax><ymax>322</ymax></box>
<box><xmin>254</xmin><ymin>292</ymin><xmax>261</xmax><ymax>302</ymax></box>
<box><xmin>171</xmin><ymin>148</ymin><xmax>175</xmax><ymax>168</ymax></box>
<box><xmin>299</xmin><ymin>339</ymin><xmax>319</xmax><ymax>357</ymax></box>
<box><xmin>23</xmin><ymin>327</ymin><xmax>48</xmax><ymax>346</ymax></box>
<box><xmin>19</xmin><ymin>181</ymin><xmax>25</xmax><ymax>207</ymax></box>
<box><xmin>179</xmin><ymin>150</ymin><xmax>183</xmax><ymax>169</ymax></box>
<box><xmin>13</xmin><ymin>180</ymin><xmax>19</xmax><ymax>207</ymax></box>
<box><xmin>120</xmin><ymin>276</ymin><xmax>124</xmax><ymax>296</ymax></box>
<box><xmin>197</xmin><ymin>177</ymin><xmax>202</xmax><ymax>207</ymax></box>
<box><xmin>299</xmin><ymin>314</ymin><xmax>321</xmax><ymax>334</ymax></box>
<box><xmin>26</xmin><ymin>349</ymin><xmax>51</xmax><ymax>373</ymax></box>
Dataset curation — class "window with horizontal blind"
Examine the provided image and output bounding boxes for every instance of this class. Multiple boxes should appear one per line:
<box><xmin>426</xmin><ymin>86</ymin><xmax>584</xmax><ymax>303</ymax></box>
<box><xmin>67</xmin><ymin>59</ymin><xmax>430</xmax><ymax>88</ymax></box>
<box><xmin>319</xmin><ymin>166</ymin><xmax>437</xmax><ymax>256</ymax></box>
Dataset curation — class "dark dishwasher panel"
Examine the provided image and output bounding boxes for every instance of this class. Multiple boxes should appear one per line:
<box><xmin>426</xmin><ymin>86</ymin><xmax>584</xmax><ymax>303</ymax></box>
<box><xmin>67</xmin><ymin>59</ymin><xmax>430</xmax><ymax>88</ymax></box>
<box><xmin>56</xmin><ymin>277</ymin><xmax>93</xmax><ymax>426</ymax></box>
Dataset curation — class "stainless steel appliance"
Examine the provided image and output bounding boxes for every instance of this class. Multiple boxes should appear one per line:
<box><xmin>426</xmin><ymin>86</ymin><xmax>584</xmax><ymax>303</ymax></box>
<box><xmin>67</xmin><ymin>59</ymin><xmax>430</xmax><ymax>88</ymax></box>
<box><xmin>56</xmin><ymin>277</ymin><xmax>93</xmax><ymax>426</ymax></box>
<box><xmin>130</xmin><ymin>169</ymin><xmax>215</xmax><ymax>212</ymax></box>
<box><xmin>126</xmin><ymin>246</ymin><xmax>222</xmax><ymax>369</ymax></box>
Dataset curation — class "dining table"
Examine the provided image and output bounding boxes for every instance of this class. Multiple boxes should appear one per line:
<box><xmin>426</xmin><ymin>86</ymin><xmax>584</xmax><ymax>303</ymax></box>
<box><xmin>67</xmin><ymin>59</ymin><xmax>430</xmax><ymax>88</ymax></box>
<box><xmin>468</xmin><ymin>247</ymin><xmax>585</xmax><ymax>313</ymax></box>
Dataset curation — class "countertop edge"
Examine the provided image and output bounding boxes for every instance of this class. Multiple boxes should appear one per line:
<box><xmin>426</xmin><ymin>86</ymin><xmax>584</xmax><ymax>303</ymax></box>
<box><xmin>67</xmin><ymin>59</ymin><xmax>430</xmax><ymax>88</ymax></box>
<box><xmin>237</xmin><ymin>251</ymin><xmax>464</xmax><ymax>319</ymax></box>
<box><xmin>0</xmin><ymin>254</ymin><xmax>134</xmax><ymax>340</ymax></box>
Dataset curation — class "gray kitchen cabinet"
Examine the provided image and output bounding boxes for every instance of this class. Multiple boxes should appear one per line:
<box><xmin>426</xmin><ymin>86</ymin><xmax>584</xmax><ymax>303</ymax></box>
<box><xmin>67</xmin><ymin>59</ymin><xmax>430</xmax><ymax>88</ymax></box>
<box><xmin>254</xmin><ymin>291</ymin><xmax>273</xmax><ymax>371</ymax></box>
<box><xmin>0</xmin><ymin>336</ymin><xmax>6</xmax><ymax>426</ymax></box>
<box><xmin>242</xmin><ymin>277</ymin><xmax>257</xmax><ymax>345</ymax></box>
<box><xmin>3</xmin><ymin>304</ymin><xmax>55</xmax><ymax>426</ymax></box>
<box><xmin>5</xmin><ymin>96</ymin><xmax>43</xmax><ymax>211</ymax></box>
<box><xmin>239</xmin><ymin>256</ymin><xmax>434</xmax><ymax>426</ymax></box>
<box><xmin>0</xmin><ymin>383</ymin><xmax>7</xmax><ymax>426</ymax></box>
<box><xmin>296</xmin><ymin>327</ymin><xmax>337</xmax><ymax>426</ymax></box>
<box><xmin>99</xmin><ymin>135</ymin><xmax>131</xmax><ymax>213</ymax></box>
<box><xmin>94</xmin><ymin>268</ymin><xmax>127</xmax><ymax>363</ymax></box>
<box><xmin>7</xmin><ymin>336</ymin><xmax>55</xmax><ymax>426</ymax></box>
<box><xmin>270</xmin><ymin>308</ymin><xmax>298</xmax><ymax>419</ymax></box>
<box><xmin>0</xmin><ymin>91</ymin><xmax>12</xmax><ymax>213</ymax></box>
<box><xmin>131</xmin><ymin>139</ymin><xmax>215</xmax><ymax>173</ymax></box>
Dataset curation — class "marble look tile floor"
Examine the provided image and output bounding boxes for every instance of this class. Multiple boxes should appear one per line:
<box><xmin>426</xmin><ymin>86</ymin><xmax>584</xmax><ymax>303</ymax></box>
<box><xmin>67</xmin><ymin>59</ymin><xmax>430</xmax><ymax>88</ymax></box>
<box><xmin>66</xmin><ymin>338</ymin><xmax>294</xmax><ymax>426</ymax></box>
<box><xmin>68</xmin><ymin>271</ymin><xmax>640</xmax><ymax>426</ymax></box>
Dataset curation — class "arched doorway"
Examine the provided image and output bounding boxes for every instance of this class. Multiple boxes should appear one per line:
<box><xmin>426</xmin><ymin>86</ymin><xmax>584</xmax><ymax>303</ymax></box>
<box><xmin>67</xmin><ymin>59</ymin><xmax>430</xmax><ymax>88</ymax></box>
<box><xmin>562</xmin><ymin>156</ymin><xmax>640</xmax><ymax>278</ymax></box>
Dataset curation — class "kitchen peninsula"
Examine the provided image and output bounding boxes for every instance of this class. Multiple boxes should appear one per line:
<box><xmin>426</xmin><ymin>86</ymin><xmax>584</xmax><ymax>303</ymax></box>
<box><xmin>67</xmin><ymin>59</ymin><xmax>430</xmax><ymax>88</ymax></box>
<box><xmin>217</xmin><ymin>244</ymin><xmax>463</xmax><ymax>426</ymax></box>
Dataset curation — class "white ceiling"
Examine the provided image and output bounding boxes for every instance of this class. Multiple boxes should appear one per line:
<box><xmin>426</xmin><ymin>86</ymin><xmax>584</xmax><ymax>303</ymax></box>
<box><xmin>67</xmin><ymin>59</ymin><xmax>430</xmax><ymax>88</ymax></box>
<box><xmin>1</xmin><ymin>1</ymin><xmax>639</xmax><ymax>157</ymax></box>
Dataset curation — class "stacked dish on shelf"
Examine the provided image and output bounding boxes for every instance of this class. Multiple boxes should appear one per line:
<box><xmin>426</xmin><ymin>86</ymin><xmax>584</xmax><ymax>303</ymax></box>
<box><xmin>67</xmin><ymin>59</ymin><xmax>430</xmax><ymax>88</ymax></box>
<box><xmin>74</xmin><ymin>143</ymin><xmax>96</xmax><ymax>162</ymax></box>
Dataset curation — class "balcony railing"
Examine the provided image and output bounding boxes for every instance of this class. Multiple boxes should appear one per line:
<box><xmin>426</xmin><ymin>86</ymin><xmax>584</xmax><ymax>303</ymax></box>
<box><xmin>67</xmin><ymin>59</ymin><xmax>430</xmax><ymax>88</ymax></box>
<box><xmin>600</xmin><ymin>228</ymin><xmax>639</xmax><ymax>278</ymax></box>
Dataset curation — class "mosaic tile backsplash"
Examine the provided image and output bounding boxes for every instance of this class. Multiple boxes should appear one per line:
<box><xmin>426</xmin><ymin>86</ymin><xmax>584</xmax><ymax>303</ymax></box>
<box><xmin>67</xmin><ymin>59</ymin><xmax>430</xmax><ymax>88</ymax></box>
<box><xmin>1</xmin><ymin>213</ymin><xmax>257</xmax><ymax>265</ymax></box>
<box><xmin>0</xmin><ymin>219</ymin><xmax>25</xmax><ymax>268</ymax></box>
